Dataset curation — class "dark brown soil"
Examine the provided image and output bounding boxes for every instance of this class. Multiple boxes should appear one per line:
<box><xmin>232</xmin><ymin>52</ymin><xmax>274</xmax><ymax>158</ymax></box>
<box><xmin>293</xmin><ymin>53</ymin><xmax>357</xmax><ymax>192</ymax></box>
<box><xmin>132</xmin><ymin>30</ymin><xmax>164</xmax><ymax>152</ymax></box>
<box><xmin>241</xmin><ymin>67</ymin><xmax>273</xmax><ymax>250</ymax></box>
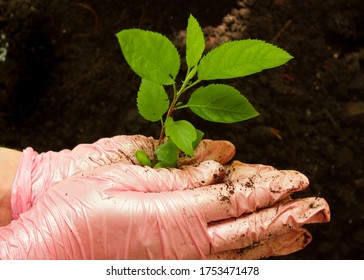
<box><xmin>0</xmin><ymin>0</ymin><xmax>363</xmax><ymax>259</ymax></box>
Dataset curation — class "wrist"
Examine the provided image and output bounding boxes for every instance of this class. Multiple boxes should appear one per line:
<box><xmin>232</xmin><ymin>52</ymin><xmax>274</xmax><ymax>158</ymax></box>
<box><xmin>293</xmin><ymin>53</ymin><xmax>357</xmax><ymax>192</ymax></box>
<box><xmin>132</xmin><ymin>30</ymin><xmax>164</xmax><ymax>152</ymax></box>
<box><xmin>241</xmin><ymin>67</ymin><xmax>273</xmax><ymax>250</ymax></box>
<box><xmin>0</xmin><ymin>147</ymin><xmax>22</xmax><ymax>226</ymax></box>
<box><xmin>0</xmin><ymin>187</ymin><xmax>11</xmax><ymax>226</ymax></box>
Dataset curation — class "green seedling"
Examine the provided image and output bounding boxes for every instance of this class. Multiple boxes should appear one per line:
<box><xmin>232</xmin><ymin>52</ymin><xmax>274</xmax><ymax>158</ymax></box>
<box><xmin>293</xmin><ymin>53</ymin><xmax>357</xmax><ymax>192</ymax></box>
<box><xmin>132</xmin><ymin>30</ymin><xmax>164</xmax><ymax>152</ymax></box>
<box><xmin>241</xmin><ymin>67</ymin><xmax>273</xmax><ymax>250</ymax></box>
<box><xmin>116</xmin><ymin>15</ymin><xmax>293</xmax><ymax>167</ymax></box>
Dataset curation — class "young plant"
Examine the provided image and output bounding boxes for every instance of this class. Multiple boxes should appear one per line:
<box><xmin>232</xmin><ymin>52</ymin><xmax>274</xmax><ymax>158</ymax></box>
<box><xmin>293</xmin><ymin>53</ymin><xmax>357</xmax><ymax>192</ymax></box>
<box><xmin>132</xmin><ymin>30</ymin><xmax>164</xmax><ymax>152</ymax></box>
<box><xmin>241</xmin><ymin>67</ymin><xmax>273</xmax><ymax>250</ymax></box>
<box><xmin>116</xmin><ymin>15</ymin><xmax>292</xmax><ymax>167</ymax></box>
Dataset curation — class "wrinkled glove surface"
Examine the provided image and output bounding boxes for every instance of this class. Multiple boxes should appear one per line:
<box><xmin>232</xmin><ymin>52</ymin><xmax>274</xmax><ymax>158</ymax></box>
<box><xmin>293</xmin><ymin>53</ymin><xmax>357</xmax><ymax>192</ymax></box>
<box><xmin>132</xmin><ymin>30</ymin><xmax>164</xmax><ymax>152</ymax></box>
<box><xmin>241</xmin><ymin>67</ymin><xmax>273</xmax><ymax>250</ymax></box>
<box><xmin>1</xmin><ymin>135</ymin><xmax>330</xmax><ymax>259</ymax></box>
<box><xmin>11</xmin><ymin>135</ymin><xmax>234</xmax><ymax>219</ymax></box>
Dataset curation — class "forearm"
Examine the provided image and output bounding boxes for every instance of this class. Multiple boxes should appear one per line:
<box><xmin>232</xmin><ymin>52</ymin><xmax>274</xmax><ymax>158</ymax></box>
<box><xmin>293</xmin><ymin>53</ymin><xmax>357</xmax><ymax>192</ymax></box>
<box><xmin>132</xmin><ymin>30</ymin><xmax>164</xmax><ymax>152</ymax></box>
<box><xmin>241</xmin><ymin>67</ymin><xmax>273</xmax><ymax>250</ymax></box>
<box><xmin>0</xmin><ymin>147</ymin><xmax>22</xmax><ymax>226</ymax></box>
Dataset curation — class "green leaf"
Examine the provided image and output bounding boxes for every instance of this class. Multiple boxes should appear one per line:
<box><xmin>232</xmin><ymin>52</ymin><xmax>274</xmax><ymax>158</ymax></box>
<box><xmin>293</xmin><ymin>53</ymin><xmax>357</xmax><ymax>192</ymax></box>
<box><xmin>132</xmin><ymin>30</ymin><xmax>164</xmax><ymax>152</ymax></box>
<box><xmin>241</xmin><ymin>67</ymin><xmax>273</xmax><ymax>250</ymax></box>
<box><xmin>137</xmin><ymin>79</ymin><xmax>169</xmax><ymax>122</ymax></box>
<box><xmin>165</xmin><ymin>117</ymin><xmax>197</xmax><ymax>156</ymax></box>
<box><xmin>154</xmin><ymin>138</ymin><xmax>178</xmax><ymax>166</ymax></box>
<box><xmin>198</xmin><ymin>39</ymin><xmax>293</xmax><ymax>80</ymax></box>
<box><xmin>135</xmin><ymin>150</ymin><xmax>152</xmax><ymax>167</ymax></box>
<box><xmin>186</xmin><ymin>14</ymin><xmax>205</xmax><ymax>68</ymax></box>
<box><xmin>192</xmin><ymin>129</ymin><xmax>204</xmax><ymax>149</ymax></box>
<box><xmin>154</xmin><ymin>161</ymin><xmax>176</xmax><ymax>168</ymax></box>
<box><xmin>187</xmin><ymin>84</ymin><xmax>259</xmax><ymax>123</ymax></box>
<box><xmin>116</xmin><ymin>29</ymin><xmax>180</xmax><ymax>85</ymax></box>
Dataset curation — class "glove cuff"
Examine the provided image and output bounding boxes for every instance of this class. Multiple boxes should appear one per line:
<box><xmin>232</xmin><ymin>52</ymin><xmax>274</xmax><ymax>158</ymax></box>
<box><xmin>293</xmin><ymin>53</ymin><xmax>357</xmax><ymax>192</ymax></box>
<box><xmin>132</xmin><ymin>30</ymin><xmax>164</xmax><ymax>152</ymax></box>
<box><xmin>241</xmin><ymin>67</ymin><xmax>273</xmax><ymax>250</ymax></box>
<box><xmin>11</xmin><ymin>147</ymin><xmax>38</xmax><ymax>220</ymax></box>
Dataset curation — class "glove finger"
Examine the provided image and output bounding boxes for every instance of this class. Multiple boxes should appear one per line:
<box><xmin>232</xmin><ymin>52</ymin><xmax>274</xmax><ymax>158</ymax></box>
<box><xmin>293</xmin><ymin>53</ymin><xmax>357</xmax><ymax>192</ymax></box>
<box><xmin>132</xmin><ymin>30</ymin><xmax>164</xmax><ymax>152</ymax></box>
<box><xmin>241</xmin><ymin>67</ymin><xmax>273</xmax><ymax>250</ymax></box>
<box><xmin>58</xmin><ymin>137</ymin><xmax>235</xmax><ymax>173</ymax></box>
<box><xmin>29</xmin><ymin>136</ymin><xmax>235</xmax><ymax>177</ymax></box>
<box><xmin>73</xmin><ymin>160</ymin><xmax>225</xmax><ymax>193</ymax></box>
<box><xmin>61</xmin><ymin>134</ymin><xmax>157</xmax><ymax>168</ymax></box>
<box><xmin>225</xmin><ymin>160</ymin><xmax>277</xmax><ymax>181</ymax></box>
<box><xmin>207</xmin><ymin>228</ymin><xmax>312</xmax><ymax>260</ymax></box>
<box><xmin>191</xmin><ymin>169</ymin><xmax>309</xmax><ymax>222</ymax></box>
<box><xmin>178</xmin><ymin>139</ymin><xmax>235</xmax><ymax>166</ymax></box>
<box><xmin>207</xmin><ymin>197</ymin><xmax>330</xmax><ymax>254</ymax></box>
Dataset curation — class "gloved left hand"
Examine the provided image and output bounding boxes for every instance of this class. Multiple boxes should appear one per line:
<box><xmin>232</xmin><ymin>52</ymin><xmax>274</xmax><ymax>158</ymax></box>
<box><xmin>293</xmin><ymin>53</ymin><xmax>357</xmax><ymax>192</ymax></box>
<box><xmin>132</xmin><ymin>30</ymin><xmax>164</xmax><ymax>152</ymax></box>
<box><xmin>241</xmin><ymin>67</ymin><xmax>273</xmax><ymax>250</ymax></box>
<box><xmin>10</xmin><ymin>135</ymin><xmax>235</xmax><ymax>220</ymax></box>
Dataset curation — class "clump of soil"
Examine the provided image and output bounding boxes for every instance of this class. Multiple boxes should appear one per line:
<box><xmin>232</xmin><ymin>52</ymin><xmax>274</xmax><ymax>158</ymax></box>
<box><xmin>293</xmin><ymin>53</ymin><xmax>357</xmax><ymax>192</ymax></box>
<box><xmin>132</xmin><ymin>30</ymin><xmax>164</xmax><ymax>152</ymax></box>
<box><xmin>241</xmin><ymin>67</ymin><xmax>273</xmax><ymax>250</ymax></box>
<box><xmin>0</xmin><ymin>0</ymin><xmax>363</xmax><ymax>259</ymax></box>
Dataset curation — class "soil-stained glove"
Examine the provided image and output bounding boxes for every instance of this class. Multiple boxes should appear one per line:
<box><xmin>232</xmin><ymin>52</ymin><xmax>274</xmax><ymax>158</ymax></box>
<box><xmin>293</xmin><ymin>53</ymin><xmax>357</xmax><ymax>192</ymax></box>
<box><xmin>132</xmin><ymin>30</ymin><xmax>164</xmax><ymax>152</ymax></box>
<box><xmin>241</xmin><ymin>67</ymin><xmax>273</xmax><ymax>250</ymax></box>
<box><xmin>0</xmin><ymin>160</ymin><xmax>330</xmax><ymax>259</ymax></box>
<box><xmin>11</xmin><ymin>135</ymin><xmax>235</xmax><ymax>220</ymax></box>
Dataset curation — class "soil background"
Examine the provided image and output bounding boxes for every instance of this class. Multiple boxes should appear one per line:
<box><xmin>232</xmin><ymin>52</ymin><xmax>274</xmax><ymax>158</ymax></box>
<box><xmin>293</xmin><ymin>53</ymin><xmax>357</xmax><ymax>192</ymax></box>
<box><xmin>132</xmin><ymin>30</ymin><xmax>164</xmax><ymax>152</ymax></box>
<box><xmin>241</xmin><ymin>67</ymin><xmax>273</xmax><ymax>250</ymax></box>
<box><xmin>0</xmin><ymin>0</ymin><xmax>363</xmax><ymax>259</ymax></box>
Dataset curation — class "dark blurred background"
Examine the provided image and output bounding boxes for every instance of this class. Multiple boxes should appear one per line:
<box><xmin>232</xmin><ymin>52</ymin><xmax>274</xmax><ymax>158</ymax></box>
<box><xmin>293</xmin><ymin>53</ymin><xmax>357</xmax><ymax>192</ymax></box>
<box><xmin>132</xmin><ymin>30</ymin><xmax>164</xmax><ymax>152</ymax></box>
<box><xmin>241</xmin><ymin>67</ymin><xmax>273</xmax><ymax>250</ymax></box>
<box><xmin>0</xmin><ymin>0</ymin><xmax>363</xmax><ymax>259</ymax></box>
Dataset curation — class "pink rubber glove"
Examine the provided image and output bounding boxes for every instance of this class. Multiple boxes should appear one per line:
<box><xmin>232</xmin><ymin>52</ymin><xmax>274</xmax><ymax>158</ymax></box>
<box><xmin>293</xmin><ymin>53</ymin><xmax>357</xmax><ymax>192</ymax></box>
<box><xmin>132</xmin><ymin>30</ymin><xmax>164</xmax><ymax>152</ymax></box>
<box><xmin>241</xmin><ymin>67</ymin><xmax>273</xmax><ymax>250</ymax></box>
<box><xmin>11</xmin><ymin>135</ymin><xmax>235</xmax><ymax>220</ymax></box>
<box><xmin>0</xmin><ymin>161</ymin><xmax>330</xmax><ymax>259</ymax></box>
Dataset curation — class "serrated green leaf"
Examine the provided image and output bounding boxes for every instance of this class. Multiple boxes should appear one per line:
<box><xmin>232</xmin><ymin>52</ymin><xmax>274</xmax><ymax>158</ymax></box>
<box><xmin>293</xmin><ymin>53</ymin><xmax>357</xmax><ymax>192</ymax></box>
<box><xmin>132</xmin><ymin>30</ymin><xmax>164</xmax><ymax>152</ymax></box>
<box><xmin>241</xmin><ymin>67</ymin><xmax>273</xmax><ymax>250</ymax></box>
<box><xmin>155</xmin><ymin>138</ymin><xmax>178</xmax><ymax>165</ymax></box>
<box><xmin>165</xmin><ymin>117</ymin><xmax>197</xmax><ymax>156</ymax></box>
<box><xmin>186</xmin><ymin>14</ymin><xmax>205</xmax><ymax>68</ymax></box>
<box><xmin>137</xmin><ymin>79</ymin><xmax>169</xmax><ymax>122</ymax></box>
<box><xmin>187</xmin><ymin>84</ymin><xmax>259</xmax><ymax>123</ymax></box>
<box><xmin>116</xmin><ymin>29</ymin><xmax>180</xmax><ymax>85</ymax></box>
<box><xmin>198</xmin><ymin>39</ymin><xmax>293</xmax><ymax>80</ymax></box>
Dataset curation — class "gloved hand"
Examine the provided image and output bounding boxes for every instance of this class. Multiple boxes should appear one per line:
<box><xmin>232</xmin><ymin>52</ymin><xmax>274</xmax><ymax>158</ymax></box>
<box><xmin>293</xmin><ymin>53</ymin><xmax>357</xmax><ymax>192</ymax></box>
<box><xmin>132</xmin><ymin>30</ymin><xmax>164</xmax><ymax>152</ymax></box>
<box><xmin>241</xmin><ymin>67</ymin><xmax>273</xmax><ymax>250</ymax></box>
<box><xmin>0</xmin><ymin>158</ymin><xmax>330</xmax><ymax>259</ymax></box>
<box><xmin>10</xmin><ymin>135</ymin><xmax>235</xmax><ymax>220</ymax></box>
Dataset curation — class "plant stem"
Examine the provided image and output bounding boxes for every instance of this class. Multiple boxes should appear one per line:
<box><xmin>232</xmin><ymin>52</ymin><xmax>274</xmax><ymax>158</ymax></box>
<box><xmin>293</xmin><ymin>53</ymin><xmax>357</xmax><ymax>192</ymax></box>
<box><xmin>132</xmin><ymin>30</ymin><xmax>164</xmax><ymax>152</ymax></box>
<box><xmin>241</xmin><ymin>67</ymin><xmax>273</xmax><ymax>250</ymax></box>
<box><xmin>156</xmin><ymin>68</ymin><xmax>199</xmax><ymax>147</ymax></box>
<box><xmin>183</xmin><ymin>79</ymin><xmax>201</xmax><ymax>92</ymax></box>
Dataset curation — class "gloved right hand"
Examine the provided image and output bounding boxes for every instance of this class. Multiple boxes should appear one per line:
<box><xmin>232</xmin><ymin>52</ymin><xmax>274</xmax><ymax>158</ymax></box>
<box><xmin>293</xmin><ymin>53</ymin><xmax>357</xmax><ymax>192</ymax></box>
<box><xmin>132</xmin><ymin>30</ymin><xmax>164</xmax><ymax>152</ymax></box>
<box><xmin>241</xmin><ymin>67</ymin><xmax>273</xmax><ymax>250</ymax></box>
<box><xmin>0</xmin><ymin>159</ymin><xmax>330</xmax><ymax>259</ymax></box>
